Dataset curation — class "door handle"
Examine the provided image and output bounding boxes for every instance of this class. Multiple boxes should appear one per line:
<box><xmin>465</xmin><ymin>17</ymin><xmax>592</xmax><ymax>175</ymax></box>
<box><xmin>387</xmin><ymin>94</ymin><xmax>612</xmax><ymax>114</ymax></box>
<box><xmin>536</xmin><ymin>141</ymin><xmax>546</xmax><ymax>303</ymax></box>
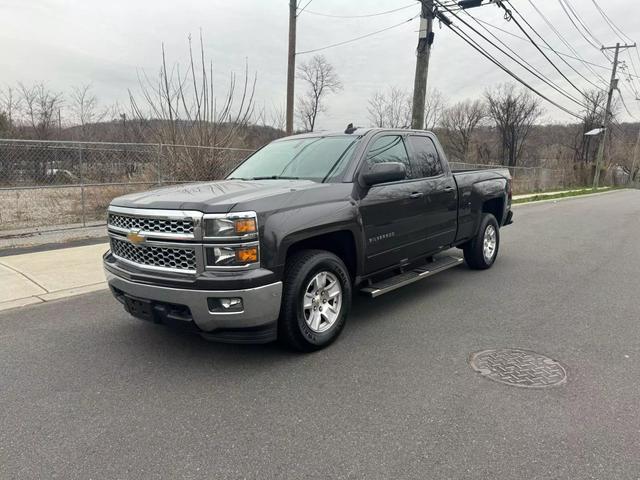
<box><xmin>409</xmin><ymin>192</ymin><xmax>424</xmax><ymax>199</ymax></box>
<box><xmin>443</xmin><ymin>186</ymin><xmax>455</xmax><ymax>192</ymax></box>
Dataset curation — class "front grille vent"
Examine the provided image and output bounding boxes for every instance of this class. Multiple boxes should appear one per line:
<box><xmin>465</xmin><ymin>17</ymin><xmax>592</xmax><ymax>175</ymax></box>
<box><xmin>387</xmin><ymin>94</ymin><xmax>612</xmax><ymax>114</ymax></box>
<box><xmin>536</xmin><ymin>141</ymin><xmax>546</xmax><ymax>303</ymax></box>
<box><xmin>108</xmin><ymin>213</ymin><xmax>194</xmax><ymax>235</ymax></box>
<box><xmin>110</xmin><ymin>237</ymin><xmax>196</xmax><ymax>272</ymax></box>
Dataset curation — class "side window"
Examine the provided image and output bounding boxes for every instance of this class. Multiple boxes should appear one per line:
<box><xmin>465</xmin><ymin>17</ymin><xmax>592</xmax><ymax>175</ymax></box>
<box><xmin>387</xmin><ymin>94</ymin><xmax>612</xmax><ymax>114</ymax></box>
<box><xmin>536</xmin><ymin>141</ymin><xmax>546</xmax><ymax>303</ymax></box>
<box><xmin>408</xmin><ymin>136</ymin><xmax>444</xmax><ymax>178</ymax></box>
<box><xmin>365</xmin><ymin>135</ymin><xmax>412</xmax><ymax>179</ymax></box>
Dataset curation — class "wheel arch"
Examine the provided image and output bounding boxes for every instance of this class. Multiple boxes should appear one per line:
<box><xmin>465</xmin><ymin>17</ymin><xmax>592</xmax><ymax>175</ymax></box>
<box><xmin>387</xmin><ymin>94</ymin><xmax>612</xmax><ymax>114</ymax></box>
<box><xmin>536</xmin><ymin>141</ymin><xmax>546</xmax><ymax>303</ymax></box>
<box><xmin>281</xmin><ymin>229</ymin><xmax>359</xmax><ymax>283</ymax></box>
<box><xmin>482</xmin><ymin>195</ymin><xmax>506</xmax><ymax>225</ymax></box>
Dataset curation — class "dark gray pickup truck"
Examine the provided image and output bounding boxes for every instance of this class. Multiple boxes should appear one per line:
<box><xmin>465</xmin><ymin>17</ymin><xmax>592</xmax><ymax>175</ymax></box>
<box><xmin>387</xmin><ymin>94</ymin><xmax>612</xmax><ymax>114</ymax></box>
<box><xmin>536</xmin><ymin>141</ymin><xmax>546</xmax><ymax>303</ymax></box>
<box><xmin>104</xmin><ymin>128</ymin><xmax>513</xmax><ymax>351</ymax></box>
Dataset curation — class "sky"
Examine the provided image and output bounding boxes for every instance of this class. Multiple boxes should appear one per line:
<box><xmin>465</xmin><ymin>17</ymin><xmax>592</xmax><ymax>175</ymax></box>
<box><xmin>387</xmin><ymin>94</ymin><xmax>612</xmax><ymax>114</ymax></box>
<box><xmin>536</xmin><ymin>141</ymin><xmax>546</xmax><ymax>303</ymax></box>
<box><xmin>2</xmin><ymin>0</ymin><xmax>640</xmax><ymax>131</ymax></box>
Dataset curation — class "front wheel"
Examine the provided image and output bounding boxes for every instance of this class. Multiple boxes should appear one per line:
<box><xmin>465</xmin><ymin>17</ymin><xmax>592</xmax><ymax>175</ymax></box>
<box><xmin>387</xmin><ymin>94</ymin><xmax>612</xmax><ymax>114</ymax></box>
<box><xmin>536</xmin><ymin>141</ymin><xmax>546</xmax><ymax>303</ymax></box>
<box><xmin>463</xmin><ymin>213</ymin><xmax>500</xmax><ymax>270</ymax></box>
<box><xmin>278</xmin><ymin>250</ymin><xmax>351</xmax><ymax>352</ymax></box>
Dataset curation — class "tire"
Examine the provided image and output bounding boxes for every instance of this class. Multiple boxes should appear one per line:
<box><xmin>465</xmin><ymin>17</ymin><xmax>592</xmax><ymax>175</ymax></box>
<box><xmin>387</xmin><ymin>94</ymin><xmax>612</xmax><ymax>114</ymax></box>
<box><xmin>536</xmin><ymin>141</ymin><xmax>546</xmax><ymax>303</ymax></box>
<box><xmin>278</xmin><ymin>249</ymin><xmax>352</xmax><ymax>352</ymax></box>
<box><xmin>463</xmin><ymin>213</ymin><xmax>500</xmax><ymax>270</ymax></box>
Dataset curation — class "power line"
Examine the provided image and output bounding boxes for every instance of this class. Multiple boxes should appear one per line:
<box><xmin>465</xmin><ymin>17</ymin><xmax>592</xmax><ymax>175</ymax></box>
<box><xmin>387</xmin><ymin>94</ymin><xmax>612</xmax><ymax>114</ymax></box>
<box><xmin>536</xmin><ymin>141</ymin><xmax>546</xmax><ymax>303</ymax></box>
<box><xmin>302</xmin><ymin>2</ymin><xmax>418</xmax><ymax>19</ymax></box>
<box><xmin>621</xmin><ymin>68</ymin><xmax>640</xmax><ymax>99</ymax></box>
<box><xmin>500</xmin><ymin>1</ymin><xmax>590</xmax><ymax>102</ymax></box>
<box><xmin>590</xmin><ymin>0</ymin><xmax>634</xmax><ymax>43</ymax></box>
<box><xmin>619</xmin><ymin>64</ymin><xmax>640</xmax><ymax>107</ymax></box>
<box><xmin>475</xmin><ymin>18</ymin><xmax>640</xmax><ymax>82</ymax></box>
<box><xmin>433</xmin><ymin>1</ymin><xmax>583</xmax><ymax>120</ymax></box>
<box><xmin>524</xmin><ymin>0</ymin><xmax>609</xmax><ymax>88</ymax></box>
<box><xmin>452</xmin><ymin>7</ymin><xmax>591</xmax><ymax>110</ymax></box>
<box><xmin>296</xmin><ymin>0</ymin><xmax>314</xmax><ymax>16</ymax></box>
<box><xmin>618</xmin><ymin>87</ymin><xmax>638</xmax><ymax>119</ymax></box>
<box><xmin>556</xmin><ymin>0</ymin><xmax>602</xmax><ymax>51</ymax></box>
<box><xmin>472</xmin><ymin>19</ymin><xmax>611</xmax><ymax>74</ymax></box>
<box><xmin>623</xmin><ymin>53</ymin><xmax>640</xmax><ymax>96</ymax></box>
<box><xmin>588</xmin><ymin>0</ymin><xmax>640</xmax><ymax>106</ymax></box>
<box><xmin>617</xmin><ymin>89</ymin><xmax>637</xmax><ymax>118</ymax></box>
<box><xmin>296</xmin><ymin>15</ymin><xmax>419</xmax><ymax>55</ymax></box>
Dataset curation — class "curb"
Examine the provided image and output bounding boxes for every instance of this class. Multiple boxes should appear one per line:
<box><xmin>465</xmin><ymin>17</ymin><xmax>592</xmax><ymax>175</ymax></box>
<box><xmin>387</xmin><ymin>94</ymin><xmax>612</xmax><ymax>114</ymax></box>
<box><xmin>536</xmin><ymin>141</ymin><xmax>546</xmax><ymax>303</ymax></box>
<box><xmin>0</xmin><ymin>282</ymin><xmax>108</xmax><ymax>313</ymax></box>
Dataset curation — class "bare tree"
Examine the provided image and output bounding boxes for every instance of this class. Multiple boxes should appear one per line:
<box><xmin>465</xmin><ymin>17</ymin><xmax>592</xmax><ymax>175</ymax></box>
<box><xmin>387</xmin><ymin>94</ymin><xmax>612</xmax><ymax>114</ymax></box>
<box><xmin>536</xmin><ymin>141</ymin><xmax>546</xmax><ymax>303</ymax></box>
<box><xmin>485</xmin><ymin>84</ymin><xmax>542</xmax><ymax>167</ymax></box>
<box><xmin>0</xmin><ymin>112</ymin><xmax>8</xmax><ymax>135</ymax></box>
<box><xmin>129</xmin><ymin>33</ymin><xmax>256</xmax><ymax>146</ymax></box>
<box><xmin>269</xmin><ymin>104</ymin><xmax>286</xmax><ymax>132</ymax></box>
<box><xmin>440</xmin><ymin>99</ymin><xmax>486</xmax><ymax>161</ymax></box>
<box><xmin>367</xmin><ymin>87</ymin><xmax>411</xmax><ymax>128</ymax></box>
<box><xmin>367</xmin><ymin>91</ymin><xmax>386</xmax><ymax>128</ymax></box>
<box><xmin>18</xmin><ymin>83</ymin><xmax>64</xmax><ymax>139</ymax></box>
<box><xmin>424</xmin><ymin>88</ymin><xmax>447</xmax><ymax>130</ymax></box>
<box><xmin>296</xmin><ymin>54</ymin><xmax>342</xmax><ymax>132</ymax></box>
<box><xmin>69</xmin><ymin>84</ymin><xmax>110</xmax><ymax>138</ymax></box>
<box><xmin>573</xmin><ymin>89</ymin><xmax>616</xmax><ymax>165</ymax></box>
<box><xmin>0</xmin><ymin>86</ymin><xmax>21</xmax><ymax>135</ymax></box>
<box><xmin>255</xmin><ymin>102</ymin><xmax>286</xmax><ymax>132</ymax></box>
<box><xmin>128</xmin><ymin>33</ymin><xmax>256</xmax><ymax>179</ymax></box>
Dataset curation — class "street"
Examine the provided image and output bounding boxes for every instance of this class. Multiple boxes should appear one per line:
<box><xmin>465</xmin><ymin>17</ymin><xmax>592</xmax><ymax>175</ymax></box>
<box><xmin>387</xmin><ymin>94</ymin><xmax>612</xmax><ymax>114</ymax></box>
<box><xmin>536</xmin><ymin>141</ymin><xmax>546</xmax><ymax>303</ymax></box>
<box><xmin>1</xmin><ymin>190</ymin><xmax>639</xmax><ymax>479</ymax></box>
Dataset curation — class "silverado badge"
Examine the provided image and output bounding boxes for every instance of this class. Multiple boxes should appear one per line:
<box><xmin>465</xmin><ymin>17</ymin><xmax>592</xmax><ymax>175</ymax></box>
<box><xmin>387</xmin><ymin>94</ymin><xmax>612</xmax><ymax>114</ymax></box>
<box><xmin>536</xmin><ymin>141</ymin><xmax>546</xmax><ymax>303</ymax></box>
<box><xmin>127</xmin><ymin>229</ymin><xmax>146</xmax><ymax>245</ymax></box>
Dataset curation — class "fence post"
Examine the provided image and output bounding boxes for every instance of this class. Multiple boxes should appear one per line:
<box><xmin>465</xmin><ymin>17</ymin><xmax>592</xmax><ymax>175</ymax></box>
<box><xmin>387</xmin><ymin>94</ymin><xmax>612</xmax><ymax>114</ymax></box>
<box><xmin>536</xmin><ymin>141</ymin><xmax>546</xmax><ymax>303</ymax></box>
<box><xmin>79</xmin><ymin>143</ymin><xmax>86</xmax><ymax>227</ymax></box>
<box><xmin>157</xmin><ymin>143</ymin><xmax>163</xmax><ymax>186</ymax></box>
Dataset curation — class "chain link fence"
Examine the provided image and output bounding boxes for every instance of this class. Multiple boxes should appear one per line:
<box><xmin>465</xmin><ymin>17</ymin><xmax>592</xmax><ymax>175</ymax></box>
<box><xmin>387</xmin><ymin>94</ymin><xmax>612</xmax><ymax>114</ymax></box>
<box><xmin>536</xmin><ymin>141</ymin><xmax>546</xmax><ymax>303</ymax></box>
<box><xmin>0</xmin><ymin>139</ymin><xmax>253</xmax><ymax>233</ymax></box>
<box><xmin>449</xmin><ymin>161</ymin><xmax>621</xmax><ymax>194</ymax></box>
<box><xmin>0</xmin><ymin>139</ymin><xmax>625</xmax><ymax>234</ymax></box>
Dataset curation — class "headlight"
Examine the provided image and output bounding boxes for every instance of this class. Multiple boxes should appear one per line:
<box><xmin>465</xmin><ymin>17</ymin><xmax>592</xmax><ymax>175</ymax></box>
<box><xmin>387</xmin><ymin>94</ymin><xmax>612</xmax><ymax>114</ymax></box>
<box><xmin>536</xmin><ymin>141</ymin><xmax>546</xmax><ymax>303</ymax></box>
<box><xmin>203</xmin><ymin>213</ymin><xmax>257</xmax><ymax>239</ymax></box>
<box><xmin>205</xmin><ymin>244</ymin><xmax>259</xmax><ymax>268</ymax></box>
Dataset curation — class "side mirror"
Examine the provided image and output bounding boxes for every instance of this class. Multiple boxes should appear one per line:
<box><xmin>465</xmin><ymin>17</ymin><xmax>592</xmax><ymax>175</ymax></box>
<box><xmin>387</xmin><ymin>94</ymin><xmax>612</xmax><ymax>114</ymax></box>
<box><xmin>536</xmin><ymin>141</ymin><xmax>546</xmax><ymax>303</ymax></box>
<box><xmin>362</xmin><ymin>162</ymin><xmax>406</xmax><ymax>186</ymax></box>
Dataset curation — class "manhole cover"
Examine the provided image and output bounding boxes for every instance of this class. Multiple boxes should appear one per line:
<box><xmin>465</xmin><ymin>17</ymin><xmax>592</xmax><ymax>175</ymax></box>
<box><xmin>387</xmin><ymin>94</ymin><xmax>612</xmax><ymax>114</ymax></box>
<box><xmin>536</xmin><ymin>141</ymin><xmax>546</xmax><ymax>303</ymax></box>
<box><xmin>469</xmin><ymin>348</ymin><xmax>567</xmax><ymax>388</ymax></box>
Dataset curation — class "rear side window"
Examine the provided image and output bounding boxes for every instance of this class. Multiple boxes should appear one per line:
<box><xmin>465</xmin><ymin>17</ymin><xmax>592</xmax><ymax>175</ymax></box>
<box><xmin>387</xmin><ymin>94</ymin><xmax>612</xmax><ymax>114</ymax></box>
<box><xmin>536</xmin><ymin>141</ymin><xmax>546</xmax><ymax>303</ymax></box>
<box><xmin>407</xmin><ymin>136</ymin><xmax>443</xmax><ymax>178</ymax></box>
<box><xmin>365</xmin><ymin>135</ymin><xmax>412</xmax><ymax>178</ymax></box>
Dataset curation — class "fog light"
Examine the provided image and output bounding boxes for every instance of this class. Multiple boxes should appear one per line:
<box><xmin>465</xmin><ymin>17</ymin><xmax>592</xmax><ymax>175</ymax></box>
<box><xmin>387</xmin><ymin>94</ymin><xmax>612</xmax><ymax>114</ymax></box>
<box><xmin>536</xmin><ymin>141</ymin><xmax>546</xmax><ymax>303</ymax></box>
<box><xmin>208</xmin><ymin>297</ymin><xmax>243</xmax><ymax>312</ymax></box>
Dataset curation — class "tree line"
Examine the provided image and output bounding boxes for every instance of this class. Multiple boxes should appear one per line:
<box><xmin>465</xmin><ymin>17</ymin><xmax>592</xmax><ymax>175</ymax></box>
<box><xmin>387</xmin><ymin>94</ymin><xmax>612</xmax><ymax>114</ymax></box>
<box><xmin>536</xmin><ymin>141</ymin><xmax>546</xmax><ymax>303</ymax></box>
<box><xmin>1</xmin><ymin>44</ymin><xmax>637</xmax><ymax>183</ymax></box>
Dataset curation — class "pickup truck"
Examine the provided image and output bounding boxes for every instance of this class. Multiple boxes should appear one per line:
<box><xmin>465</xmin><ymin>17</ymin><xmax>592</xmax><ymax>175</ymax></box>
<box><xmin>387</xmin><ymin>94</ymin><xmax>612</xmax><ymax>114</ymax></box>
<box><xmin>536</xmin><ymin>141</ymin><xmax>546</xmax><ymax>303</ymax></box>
<box><xmin>104</xmin><ymin>128</ymin><xmax>513</xmax><ymax>351</ymax></box>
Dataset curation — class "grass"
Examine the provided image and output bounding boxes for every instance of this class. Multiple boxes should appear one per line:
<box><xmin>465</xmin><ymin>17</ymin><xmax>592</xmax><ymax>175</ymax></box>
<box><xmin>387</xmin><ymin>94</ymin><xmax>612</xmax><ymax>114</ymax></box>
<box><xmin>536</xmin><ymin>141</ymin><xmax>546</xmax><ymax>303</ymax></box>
<box><xmin>513</xmin><ymin>186</ymin><xmax>620</xmax><ymax>204</ymax></box>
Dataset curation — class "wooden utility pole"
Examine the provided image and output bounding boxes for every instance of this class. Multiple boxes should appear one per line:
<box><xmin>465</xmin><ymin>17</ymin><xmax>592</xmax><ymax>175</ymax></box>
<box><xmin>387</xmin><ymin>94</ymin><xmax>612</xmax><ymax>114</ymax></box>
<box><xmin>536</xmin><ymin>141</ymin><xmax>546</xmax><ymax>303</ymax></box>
<box><xmin>631</xmin><ymin>108</ymin><xmax>640</xmax><ymax>184</ymax></box>
<box><xmin>593</xmin><ymin>42</ymin><xmax>636</xmax><ymax>189</ymax></box>
<box><xmin>285</xmin><ymin>0</ymin><xmax>297</xmax><ymax>135</ymax></box>
<box><xmin>411</xmin><ymin>0</ymin><xmax>434</xmax><ymax>130</ymax></box>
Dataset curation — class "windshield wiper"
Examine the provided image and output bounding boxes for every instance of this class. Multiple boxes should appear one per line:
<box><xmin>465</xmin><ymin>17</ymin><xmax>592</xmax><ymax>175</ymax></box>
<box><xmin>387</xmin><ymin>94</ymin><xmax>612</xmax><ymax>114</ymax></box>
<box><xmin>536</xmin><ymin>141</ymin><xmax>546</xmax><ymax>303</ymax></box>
<box><xmin>250</xmin><ymin>175</ymin><xmax>300</xmax><ymax>180</ymax></box>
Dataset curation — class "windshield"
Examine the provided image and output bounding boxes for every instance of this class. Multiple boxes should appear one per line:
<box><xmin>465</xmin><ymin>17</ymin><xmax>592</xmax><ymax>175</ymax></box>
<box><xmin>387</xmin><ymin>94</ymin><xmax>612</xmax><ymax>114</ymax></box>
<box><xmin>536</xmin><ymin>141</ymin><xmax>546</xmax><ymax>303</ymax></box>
<box><xmin>228</xmin><ymin>136</ymin><xmax>360</xmax><ymax>182</ymax></box>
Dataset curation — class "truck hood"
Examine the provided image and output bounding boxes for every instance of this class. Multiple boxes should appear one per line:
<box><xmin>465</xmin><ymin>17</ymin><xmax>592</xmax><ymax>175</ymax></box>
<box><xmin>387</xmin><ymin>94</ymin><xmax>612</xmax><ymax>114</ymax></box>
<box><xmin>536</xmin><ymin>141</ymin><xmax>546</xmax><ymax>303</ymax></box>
<box><xmin>110</xmin><ymin>179</ymin><xmax>335</xmax><ymax>213</ymax></box>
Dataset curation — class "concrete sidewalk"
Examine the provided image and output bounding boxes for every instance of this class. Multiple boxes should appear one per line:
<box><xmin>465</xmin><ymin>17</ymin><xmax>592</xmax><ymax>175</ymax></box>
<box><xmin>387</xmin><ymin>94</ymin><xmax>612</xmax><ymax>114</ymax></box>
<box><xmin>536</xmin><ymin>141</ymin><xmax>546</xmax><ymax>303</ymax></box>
<box><xmin>0</xmin><ymin>243</ymin><xmax>108</xmax><ymax>311</ymax></box>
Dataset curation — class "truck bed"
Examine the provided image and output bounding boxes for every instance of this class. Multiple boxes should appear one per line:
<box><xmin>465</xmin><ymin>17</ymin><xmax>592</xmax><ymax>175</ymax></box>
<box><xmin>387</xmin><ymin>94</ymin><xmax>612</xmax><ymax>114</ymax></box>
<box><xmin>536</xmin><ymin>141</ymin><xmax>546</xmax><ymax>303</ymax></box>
<box><xmin>451</xmin><ymin>167</ymin><xmax>512</xmax><ymax>243</ymax></box>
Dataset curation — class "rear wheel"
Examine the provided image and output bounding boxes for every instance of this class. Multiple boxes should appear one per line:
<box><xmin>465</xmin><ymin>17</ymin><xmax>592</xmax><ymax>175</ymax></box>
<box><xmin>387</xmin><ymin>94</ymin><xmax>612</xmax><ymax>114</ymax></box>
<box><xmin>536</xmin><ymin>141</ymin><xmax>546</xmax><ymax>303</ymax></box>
<box><xmin>463</xmin><ymin>213</ymin><xmax>500</xmax><ymax>270</ymax></box>
<box><xmin>278</xmin><ymin>250</ymin><xmax>351</xmax><ymax>352</ymax></box>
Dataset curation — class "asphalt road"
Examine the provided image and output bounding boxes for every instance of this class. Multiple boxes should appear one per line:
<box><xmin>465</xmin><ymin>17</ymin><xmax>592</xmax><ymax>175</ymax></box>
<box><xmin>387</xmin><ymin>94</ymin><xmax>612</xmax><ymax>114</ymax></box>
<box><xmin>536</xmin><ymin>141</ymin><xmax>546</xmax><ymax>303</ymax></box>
<box><xmin>2</xmin><ymin>190</ymin><xmax>639</xmax><ymax>479</ymax></box>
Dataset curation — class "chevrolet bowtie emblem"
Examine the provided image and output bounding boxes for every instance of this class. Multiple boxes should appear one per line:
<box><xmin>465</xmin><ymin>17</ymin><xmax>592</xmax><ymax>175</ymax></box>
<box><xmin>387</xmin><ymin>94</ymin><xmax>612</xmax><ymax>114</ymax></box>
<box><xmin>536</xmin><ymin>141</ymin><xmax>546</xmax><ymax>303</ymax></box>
<box><xmin>127</xmin><ymin>229</ymin><xmax>146</xmax><ymax>245</ymax></box>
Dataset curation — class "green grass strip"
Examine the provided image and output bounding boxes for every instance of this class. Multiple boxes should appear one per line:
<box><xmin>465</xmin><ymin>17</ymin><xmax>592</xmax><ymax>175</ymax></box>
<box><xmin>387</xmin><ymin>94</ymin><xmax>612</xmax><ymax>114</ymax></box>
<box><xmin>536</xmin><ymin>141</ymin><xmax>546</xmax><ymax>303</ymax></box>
<box><xmin>513</xmin><ymin>187</ymin><xmax>619</xmax><ymax>204</ymax></box>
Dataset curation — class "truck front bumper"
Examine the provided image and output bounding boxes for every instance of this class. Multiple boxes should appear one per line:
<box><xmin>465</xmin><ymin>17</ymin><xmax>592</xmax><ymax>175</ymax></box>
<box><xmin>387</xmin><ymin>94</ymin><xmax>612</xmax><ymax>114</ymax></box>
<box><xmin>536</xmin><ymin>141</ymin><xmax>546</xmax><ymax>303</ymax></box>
<box><xmin>105</xmin><ymin>269</ymin><xmax>283</xmax><ymax>343</ymax></box>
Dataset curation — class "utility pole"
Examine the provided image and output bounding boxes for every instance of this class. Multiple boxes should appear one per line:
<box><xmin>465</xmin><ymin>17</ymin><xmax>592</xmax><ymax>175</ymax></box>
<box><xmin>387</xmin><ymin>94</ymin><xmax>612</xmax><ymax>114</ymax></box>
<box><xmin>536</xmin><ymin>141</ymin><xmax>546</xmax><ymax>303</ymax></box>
<box><xmin>631</xmin><ymin>102</ymin><xmax>640</xmax><ymax>185</ymax></box>
<box><xmin>285</xmin><ymin>0</ymin><xmax>297</xmax><ymax>135</ymax></box>
<box><xmin>411</xmin><ymin>0</ymin><xmax>434</xmax><ymax>130</ymax></box>
<box><xmin>593</xmin><ymin>42</ymin><xmax>636</xmax><ymax>189</ymax></box>
<box><xmin>411</xmin><ymin>0</ymin><xmax>495</xmax><ymax>130</ymax></box>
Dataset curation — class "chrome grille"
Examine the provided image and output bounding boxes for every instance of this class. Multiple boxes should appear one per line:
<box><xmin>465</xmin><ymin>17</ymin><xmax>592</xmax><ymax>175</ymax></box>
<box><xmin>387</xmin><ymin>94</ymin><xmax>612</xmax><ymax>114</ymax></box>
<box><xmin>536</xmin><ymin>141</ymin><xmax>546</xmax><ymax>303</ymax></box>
<box><xmin>110</xmin><ymin>237</ymin><xmax>196</xmax><ymax>272</ymax></box>
<box><xmin>108</xmin><ymin>213</ymin><xmax>194</xmax><ymax>235</ymax></box>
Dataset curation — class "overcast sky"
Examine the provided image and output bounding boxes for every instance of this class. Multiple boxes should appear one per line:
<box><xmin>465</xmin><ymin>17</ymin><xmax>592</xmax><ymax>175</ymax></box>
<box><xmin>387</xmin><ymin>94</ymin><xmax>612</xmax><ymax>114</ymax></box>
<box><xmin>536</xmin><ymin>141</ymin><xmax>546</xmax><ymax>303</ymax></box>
<box><xmin>2</xmin><ymin>0</ymin><xmax>639</xmax><ymax>130</ymax></box>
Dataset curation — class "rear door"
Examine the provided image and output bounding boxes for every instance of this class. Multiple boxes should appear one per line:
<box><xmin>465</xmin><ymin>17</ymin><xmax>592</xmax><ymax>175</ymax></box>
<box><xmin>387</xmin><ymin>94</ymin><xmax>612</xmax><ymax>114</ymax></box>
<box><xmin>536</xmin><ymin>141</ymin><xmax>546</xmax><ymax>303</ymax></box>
<box><xmin>358</xmin><ymin>134</ymin><xmax>432</xmax><ymax>273</ymax></box>
<box><xmin>405</xmin><ymin>134</ymin><xmax>458</xmax><ymax>254</ymax></box>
